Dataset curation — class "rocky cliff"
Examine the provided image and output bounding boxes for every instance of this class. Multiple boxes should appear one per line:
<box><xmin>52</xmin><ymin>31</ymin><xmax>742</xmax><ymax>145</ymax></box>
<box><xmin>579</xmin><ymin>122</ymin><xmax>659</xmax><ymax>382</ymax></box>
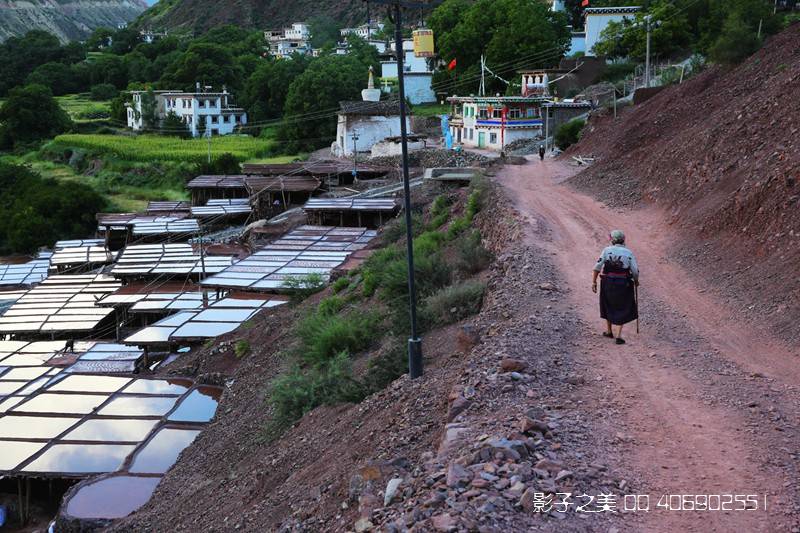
<box><xmin>0</xmin><ymin>0</ymin><xmax>148</xmax><ymax>43</ymax></box>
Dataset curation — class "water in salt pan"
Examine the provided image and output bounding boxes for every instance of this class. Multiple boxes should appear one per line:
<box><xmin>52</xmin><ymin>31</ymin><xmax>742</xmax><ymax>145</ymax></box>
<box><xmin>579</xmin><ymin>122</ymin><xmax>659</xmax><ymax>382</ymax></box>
<box><xmin>129</xmin><ymin>428</ymin><xmax>201</xmax><ymax>474</ymax></box>
<box><xmin>63</xmin><ymin>418</ymin><xmax>159</xmax><ymax>442</ymax></box>
<box><xmin>167</xmin><ymin>387</ymin><xmax>220</xmax><ymax>423</ymax></box>
<box><xmin>97</xmin><ymin>396</ymin><xmax>177</xmax><ymax>417</ymax></box>
<box><xmin>22</xmin><ymin>443</ymin><xmax>135</xmax><ymax>474</ymax></box>
<box><xmin>65</xmin><ymin>475</ymin><xmax>162</xmax><ymax>519</ymax></box>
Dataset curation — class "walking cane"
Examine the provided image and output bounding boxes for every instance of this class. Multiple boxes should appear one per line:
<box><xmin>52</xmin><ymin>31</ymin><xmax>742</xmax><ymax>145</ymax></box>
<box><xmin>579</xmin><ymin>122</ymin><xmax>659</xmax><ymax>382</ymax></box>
<box><xmin>634</xmin><ymin>283</ymin><xmax>640</xmax><ymax>334</ymax></box>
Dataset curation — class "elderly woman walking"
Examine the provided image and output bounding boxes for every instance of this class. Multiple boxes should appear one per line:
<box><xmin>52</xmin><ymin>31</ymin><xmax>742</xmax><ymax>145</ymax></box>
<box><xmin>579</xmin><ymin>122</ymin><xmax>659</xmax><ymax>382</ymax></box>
<box><xmin>592</xmin><ymin>230</ymin><xmax>639</xmax><ymax>344</ymax></box>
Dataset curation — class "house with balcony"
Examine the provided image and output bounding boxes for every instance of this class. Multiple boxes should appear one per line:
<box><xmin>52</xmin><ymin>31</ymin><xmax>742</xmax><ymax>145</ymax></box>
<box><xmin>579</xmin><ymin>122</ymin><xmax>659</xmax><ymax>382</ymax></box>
<box><xmin>265</xmin><ymin>22</ymin><xmax>313</xmax><ymax>58</ymax></box>
<box><xmin>446</xmin><ymin>72</ymin><xmax>552</xmax><ymax>150</ymax></box>
<box><xmin>126</xmin><ymin>85</ymin><xmax>248</xmax><ymax>137</ymax></box>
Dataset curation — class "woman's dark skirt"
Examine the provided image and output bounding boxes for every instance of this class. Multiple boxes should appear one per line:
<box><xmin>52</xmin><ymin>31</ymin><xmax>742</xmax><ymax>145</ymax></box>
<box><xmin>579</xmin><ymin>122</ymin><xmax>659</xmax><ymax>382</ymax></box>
<box><xmin>600</xmin><ymin>274</ymin><xmax>638</xmax><ymax>325</ymax></box>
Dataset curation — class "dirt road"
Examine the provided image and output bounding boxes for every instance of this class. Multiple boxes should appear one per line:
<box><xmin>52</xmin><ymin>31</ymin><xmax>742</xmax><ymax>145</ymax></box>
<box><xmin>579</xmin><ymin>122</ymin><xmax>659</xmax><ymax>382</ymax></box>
<box><xmin>497</xmin><ymin>158</ymin><xmax>800</xmax><ymax>533</ymax></box>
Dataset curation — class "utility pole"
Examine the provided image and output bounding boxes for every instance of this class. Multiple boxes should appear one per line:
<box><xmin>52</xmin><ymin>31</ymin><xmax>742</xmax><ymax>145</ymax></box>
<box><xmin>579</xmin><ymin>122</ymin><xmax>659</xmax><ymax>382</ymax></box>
<box><xmin>206</xmin><ymin>123</ymin><xmax>212</xmax><ymax>164</ymax></box>
<box><xmin>543</xmin><ymin>105</ymin><xmax>549</xmax><ymax>152</ymax></box>
<box><xmin>351</xmin><ymin>130</ymin><xmax>360</xmax><ymax>181</ymax></box>
<box><xmin>645</xmin><ymin>15</ymin><xmax>652</xmax><ymax>88</ymax></box>
<box><xmin>368</xmin><ymin>0</ymin><xmax>425</xmax><ymax>378</ymax></box>
<box><xmin>479</xmin><ymin>55</ymin><xmax>486</xmax><ymax>97</ymax></box>
<box><xmin>393</xmin><ymin>0</ymin><xmax>423</xmax><ymax>379</ymax></box>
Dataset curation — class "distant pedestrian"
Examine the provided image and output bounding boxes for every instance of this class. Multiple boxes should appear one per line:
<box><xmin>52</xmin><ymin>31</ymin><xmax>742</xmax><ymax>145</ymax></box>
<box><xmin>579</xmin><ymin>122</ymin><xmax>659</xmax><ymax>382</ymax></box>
<box><xmin>592</xmin><ymin>230</ymin><xmax>639</xmax><ymax>344</ymax></box>
<box><xmin>538</xmin><ymin>145</ymin><xmax>545</xmax><ymax>161</ymax></box>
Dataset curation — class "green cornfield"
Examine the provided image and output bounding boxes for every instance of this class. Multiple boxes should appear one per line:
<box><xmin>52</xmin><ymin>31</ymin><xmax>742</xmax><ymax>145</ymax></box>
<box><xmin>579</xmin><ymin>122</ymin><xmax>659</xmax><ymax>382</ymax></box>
<box><xmin>51</xmin><ymin>134</ymin><xmax>271</xmax><ymax>162</ymax></box>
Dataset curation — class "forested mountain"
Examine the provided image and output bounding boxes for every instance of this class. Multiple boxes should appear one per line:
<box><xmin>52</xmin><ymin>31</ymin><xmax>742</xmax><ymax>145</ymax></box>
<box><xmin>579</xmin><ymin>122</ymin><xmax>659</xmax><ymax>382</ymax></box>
<box><xmin>135</xmin><ymin>0</ymin><xmax>367</xmax><ymax>34</ymax></box>
<box><xmin>0</xmin><ymin>0</ymin><xmax>148</xmax><ymax>43</ymax></box>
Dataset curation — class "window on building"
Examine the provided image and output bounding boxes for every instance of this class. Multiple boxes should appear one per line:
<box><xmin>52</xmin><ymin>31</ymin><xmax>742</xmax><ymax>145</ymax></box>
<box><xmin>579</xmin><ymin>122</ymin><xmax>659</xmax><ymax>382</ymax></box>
<box><xmin>492</xmin><ymin>109</ymin><xmax>502</xmax><ymax>119</ymax></box>
<box><xmin>224</xmin><ymin>115</ymin><xmax>230</xmax><ymax>123</ymax></box>
<box><xmin>527</xmin><ymin>107</ymin><xmax>539</xmax><ymax>118</ymax></box>
<box><xmin>508</xmin><ymin>108</ymin><xmax>521</xmax><ymax>119</ymax></box>
<box><xmin>211</xmin><ymin>116</ymin><xmax>218</xmax><ymax>124</ymax></box>
<box><xmin>479</xmin><ymin>109</ymin><xmax>488</xmax><ymax>119</ymax></box>
<box><xmin>490</xmin><ymin>133</ymin><xmax>498</xmax><ymax>144</ymax></box>
<box><xmin>212</xmin><ymin>129</ymin><xmax>219</xmax><ymax>136</ymax></box>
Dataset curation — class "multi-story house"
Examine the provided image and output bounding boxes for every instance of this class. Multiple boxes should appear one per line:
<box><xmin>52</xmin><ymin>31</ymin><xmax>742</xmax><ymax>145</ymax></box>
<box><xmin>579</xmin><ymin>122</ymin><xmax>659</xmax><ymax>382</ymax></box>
<box><xmin>126</xmin><ymin>85</ymin><xmax>248</xmax><ymax>137</ymax></box>
<box><xmin>340</xmin><ymin>22</ymin><xmax>384</xmax><ymax>40</ymax></box>
<box><xmin>265</xmin><ymin>23</ymin><xmax>313</xmax><ymax>58</ymax></box>
<box><xmin>447</xmin><ymin>71</ymin><xmax>577</xmax><ymax>151</ymax></box>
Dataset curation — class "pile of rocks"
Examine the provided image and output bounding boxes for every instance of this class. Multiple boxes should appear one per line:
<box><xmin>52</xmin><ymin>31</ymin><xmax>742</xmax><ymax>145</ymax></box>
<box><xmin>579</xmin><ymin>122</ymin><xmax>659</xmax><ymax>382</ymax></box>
<box><xmin>369</xmin><ymin>149</ymin><xmax>490</xmax><ymax>170</ymax></box>
<box><xmin>505</xmin><ymin>138</ymin><xmax>543</xmax><ymax>156</ymax></box>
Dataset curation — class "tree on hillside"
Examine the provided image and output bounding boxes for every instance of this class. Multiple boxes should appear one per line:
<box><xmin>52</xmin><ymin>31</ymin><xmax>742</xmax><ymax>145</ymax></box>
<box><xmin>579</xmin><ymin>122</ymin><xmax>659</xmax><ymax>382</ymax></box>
<box><xmin>0</xmin><ymin>163</ymin><xmax>105</xmax><ymax>254</ymax></box>
<box><xmin>25</xmin><ymin>62</ymin><xmax>81</xmax><ymax>95</ymax></box>
<box><xmin>124</xmin><ymin>51</ymin><xmax>154</xmax><ymax>83</ymax></box>
<box><xmin>111</xmin><ymin>27</ymin><xmax>144</xmax><ymax>55</ymax></box>
<box><xmin>345</xmin><ymin>35</ymin><xmax>381</xmax><ymax>75</ymax></box>
<box><xmin>592</xmin><ymin>0</ymin><xmax>778</xmax><ymax>62</ymax></box>
<box><xmin>161</xmin><ymin>112</ymin><xmax>191</xmax><ymax>138</ymax></box>
<box><xmin>87</xmin><ymin>27</ymin><xmax>115</xmax><ymax>51</ymax></box>
<box><xmin>160</xmin><ymin>42</ymin><xmax>244</xmax><ymax>91</ymax></box>
<box><xmin>278</xmin><ymin>55</ymin><xmax>373</xmax><ymax>152</ymax></box>
<box><xmin>708</xmin><ymin>13</ymin><xmax>761</xmax><ymax>65</ymax></box>
<box><xmin>430</xmin><ymin>0</ymin><xmax>571</xmax><ymax>95</ymax></box>
<box><xmin>0</xmin><ymin>30</ymin><xmax>66</xmax><ymax>95</ymax></box>
<box><xmin>138</xmin><ymin>88</ymin><xmax>159</xmax><ymax>131</ymax></box>
<box><xmin>89</xmin><ymin>54</ymin><xmax>129</xmax><ymax>89</ymax></box>
<box><xmin>242</xmin><ymin>55</ymin><xmax>312</xmax><ymax>123</ymax></box>
<box><xmin>0</xmin><ymin>84</ymin><xmax>72</xmax><ymax>148</ymax></box>
<box><xmin>309</xmin><ymin>15</ymin><xmax>341</xmax><ymax>48</ymax></box>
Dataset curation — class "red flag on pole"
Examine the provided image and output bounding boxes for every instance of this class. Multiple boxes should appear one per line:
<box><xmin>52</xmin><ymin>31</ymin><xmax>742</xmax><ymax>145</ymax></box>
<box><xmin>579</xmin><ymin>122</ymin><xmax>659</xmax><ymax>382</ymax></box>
<box><xmin>448</xmin><ymin>58</ymin><xmax>457</xmax><ymax>71</ymax></box>
<box><xmin>581</xmin><ymin>0</ymin><xmax>589</xmax><ymax>6</ymax></box>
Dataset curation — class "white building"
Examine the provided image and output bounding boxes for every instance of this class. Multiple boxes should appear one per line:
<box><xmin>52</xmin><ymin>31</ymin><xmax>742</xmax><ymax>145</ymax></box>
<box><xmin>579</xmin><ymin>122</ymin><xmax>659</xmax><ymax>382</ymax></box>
<box><xmin>446</xmin><ymin>72</ymin><xmax>551</xmax><ymax>151</ymax></box>
<box><xmin>126</xmin><ymin>85</ymin><xmax>248</xmax><ymax>137</ymax></box>
<box><xmin>140</xmin><ymin>29</ymin><xmax>168</xmax><ymax>44</ymax></box>
<box><xmin>265</xmin><ymin>23</ymin><xmax>313</xmax><ymax>58</ymax></box>
<box><xmin>340</xmin><ymin>22</ymin><xmax>384</xmax><ymax>40</ymax></box>
<box><xmin>585</xmin><ymin>6</ymin><xmax>641</xmax><ymax>55</ymax></box>
<box><xmin>332</xmin><ymin>68</ymin><xmax>412</xmax><ymax>157</ymax></box>
<box><xmin>379</xmin><ymin>38</ymin><xmax>436</xmax><ymax>105</ymax></box>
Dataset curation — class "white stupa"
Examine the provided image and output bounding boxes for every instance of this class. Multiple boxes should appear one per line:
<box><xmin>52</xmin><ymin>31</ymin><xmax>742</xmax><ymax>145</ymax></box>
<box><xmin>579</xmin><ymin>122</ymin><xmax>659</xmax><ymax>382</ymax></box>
<box><xmin>361</xmin><ymin>66</ymin><xmax>381</xmax><ymax>102</ymax></box>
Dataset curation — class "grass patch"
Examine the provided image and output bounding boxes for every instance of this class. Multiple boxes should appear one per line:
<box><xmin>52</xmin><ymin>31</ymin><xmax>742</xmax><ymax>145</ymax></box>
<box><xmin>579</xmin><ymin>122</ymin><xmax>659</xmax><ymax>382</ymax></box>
<box><xmin>331</xmin><ymin>276</ymin><xmax>350</xmax><ymax>294</ymax></box>
<box><xmin>456</xmin><ymin>230</ymin><xmax>493</xmax><ymax>275</ymax></box>
<box><xmin>421</xmin><ymin>280</ymin><xmax>486</xmax><ymax>328</ymax></box>
<box><xmin>269</xmin><ymin>352</ymin><xmax>365</xmax><ymax>425</ymax></box>
<box><xmin>413</xmin><ymin>103</ymin><xmax>450</xmax><ymax>118</ymax></box>
<box><xmin>428</xmin><ymin>194</ymin><xmax>451</xmax><ymax>229</ymax></box>
<box><xmin>234</xmin><ymin>340</ymin><xmax>251</xmax><ymax>359</ymax></box>
<box><xmin>50</xmin><ymin>133</ymin><xmax>271</xmax><ymax>163</ymax></box>
<box><xmin>282</xmin><ymin>272</ymin><xmax>327</xmax><ymax>302</ymax></box>
<box><xmin>57</xmin><ymin>94</ymin><xmax>112</xmax><ymax>123</ymax></box>
<box><xmin>295</xmin><ymin>302</ymin><xmax>379</xmax><ymax>367</ymax></box>
<box><xmin>447</xmin><ymin>177</ymin><xmax>487</xmax><ymax>240</ymax></box>
<box><xmin>379</xmin><ymin>212</ymin><xmax>424</xmax><ymax>246</ymax></box>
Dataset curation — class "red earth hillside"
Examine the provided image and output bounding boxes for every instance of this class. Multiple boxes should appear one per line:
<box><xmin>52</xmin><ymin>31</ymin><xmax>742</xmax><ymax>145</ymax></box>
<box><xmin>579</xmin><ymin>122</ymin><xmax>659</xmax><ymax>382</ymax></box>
<box><xmin>568</xmin><ymin>23</ymin><xmax>800</xmax><ymax>342</ymax></box>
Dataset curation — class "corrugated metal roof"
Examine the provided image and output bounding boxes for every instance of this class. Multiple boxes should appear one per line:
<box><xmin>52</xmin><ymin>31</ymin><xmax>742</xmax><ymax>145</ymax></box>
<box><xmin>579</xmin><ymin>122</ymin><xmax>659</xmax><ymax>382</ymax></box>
<box><xmin>0</xmin><ymin>259</ymin><xmax>50</xmax><ymax>287</ymax></box>
<box><xmin>0</xmin><ymin>275</ymin><xmax>121</xmax><ymax>335</ymax></box>
<box><xmin>111</xmin><ymin>244</ymin><xmax>234</xmax><ymax>277</ymax></box>
<box><xmin>303</xmin><ymin>198</ymin><xmax>399</xmax><ymax>212</ymax></box>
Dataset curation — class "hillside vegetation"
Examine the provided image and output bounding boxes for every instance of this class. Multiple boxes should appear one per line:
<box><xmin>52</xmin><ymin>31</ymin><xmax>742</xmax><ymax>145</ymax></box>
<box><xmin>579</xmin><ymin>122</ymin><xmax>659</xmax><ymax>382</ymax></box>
<box><xmin>134</xmin><ymin>0</ymin><xmax>364</xmax><ymax>34</ymax></box>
